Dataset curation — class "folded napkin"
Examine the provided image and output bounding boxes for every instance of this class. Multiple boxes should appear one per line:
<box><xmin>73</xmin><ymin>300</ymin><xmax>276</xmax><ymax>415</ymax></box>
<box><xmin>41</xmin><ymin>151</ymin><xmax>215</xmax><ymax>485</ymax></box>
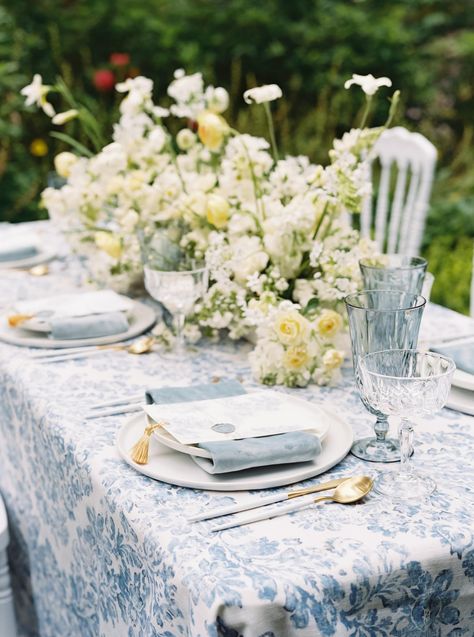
<box><xmin>431</xmin><ymin>342</ymin><xmax>474</xmax><ymax>375</ymax></box>
<box><xmin>145</xmin><ymin>381</ymin><xmax>321</xmax><ymax>474</ymax></box>
<box><xmin>0</xmin><ymin>234</ymin><xmax>39</xmax><ymax>262</ymax></box>
<box><xmin>50</xmin><ymin>312</ymin><xmax>129</xmax><ymax>340</ymax></box>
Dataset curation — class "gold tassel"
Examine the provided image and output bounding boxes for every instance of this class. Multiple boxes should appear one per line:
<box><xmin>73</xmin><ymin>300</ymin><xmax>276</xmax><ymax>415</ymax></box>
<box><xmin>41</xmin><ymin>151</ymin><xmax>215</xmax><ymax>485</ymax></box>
<box><xmin>8</xmin><ymin>313</ymin><xmax>34</xmax><ymax>327</ymax></box>
<box><xmin>130</xmin><ymin>422</ymin><xmax>163</xmax><ymax>465</ymax></box>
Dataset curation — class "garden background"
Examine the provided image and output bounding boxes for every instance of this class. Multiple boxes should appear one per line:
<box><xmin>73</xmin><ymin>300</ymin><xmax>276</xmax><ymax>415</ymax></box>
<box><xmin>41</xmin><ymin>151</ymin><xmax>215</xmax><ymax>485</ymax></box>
<box><xmin>0</xmin><ymin>0</ymin><xmax>472</xmax><ymax>313</ymax></box>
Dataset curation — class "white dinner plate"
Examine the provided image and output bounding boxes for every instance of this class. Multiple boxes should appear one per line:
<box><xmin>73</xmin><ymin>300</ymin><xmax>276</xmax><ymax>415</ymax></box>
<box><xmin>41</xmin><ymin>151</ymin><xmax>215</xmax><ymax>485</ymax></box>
<box><xmin>0</xmin><ymin>300</ymin><xmax>156</xmax><ymax>348</ymax></box>
<box><xmin>446</xmin><ymin>386</ymin><xmax>474</xmax><ymax>416</ymax></box>
<box><xmin>0</xmin><ymin>247</ymin><xmax>56</xmax><ymax>270</ymax></box>
<box><xmin>116</xmin><ymin>408</ymin><xmax>353</xmax><ymax>491</ymax></box>
<box><xmin>452</xmin><ymin>369</ymin><xmax>474</xmax><ymax>392</ymax></box>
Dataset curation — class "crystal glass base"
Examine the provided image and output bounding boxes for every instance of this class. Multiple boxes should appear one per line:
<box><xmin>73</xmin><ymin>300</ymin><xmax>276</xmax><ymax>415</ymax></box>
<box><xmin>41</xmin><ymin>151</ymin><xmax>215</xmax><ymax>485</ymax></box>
<box><xmin>350</xmin><ymin>436</ymin><xmax>400</xmax><ymax>463</ymax></box>
<box><xmin>375</xmin><ymin>470</ymin><xmax>436</xmax><ymax>501</ymax></box>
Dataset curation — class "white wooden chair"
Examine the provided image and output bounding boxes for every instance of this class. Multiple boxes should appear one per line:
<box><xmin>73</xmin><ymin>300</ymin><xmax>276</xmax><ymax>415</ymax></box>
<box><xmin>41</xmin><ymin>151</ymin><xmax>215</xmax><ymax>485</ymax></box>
<box><xmin>360</xmin><ymin>126</ymin><xmax>437</xmax><ymax>255</ymax></box>
<box><xmin>0</xmin><ymin>495</ymin><xmax>17</xmax><ymax>637</ymax></box>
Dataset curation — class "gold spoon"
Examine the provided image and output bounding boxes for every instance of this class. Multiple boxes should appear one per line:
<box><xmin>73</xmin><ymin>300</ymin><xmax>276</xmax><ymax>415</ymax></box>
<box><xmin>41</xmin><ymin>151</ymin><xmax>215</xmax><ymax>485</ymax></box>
<box><xmin>97</xmin><ymin>336</ymin><xmax>156</xmax><ymax>355</ymax></box>
<box><xmin>5</xmin><ymin>264</ymin><xmax>50</xmax><ymax>276</ymax></box>
<box><xmin>212</xmin><ymin>475</ymin><xmax>374</xmax><ymax>531</ymax></box>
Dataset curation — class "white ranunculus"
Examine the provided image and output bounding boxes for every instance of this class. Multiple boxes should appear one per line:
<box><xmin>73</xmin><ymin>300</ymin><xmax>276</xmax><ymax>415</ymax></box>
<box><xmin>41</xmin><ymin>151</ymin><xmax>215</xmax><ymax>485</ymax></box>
<box><xmin>205</xmin><ymin>86</ymin><xmax>229</xmax><ymax>113</ymax></box>
<box><xmin>231</xmin><ymin>236</ymin><xmax>269</xmax><ymax>284</ymax></box>
<box><xmin>344</xmin><ymin>74</ymin><xmax>392</xmax><ymax>96</ymax></box>
<box><xmin>54</xmin><ymin>152</ymin><xmax>78</xmax><ymax>178</ymax></box>
<box><xmin>243</xmin><ymin>84</ymin><xmax>282</xmax><ymax>104</ymax></box>
<box><xmin>176</xmin><ymin>128</ymin><xmax>197</xmax><ymax>151</ymax></box>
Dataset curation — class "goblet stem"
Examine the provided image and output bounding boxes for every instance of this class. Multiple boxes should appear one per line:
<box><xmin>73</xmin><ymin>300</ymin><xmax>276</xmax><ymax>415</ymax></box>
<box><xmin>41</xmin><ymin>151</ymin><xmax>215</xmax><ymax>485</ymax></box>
<box><xmin>374</xmin><ymin>415</ymin><xmax>389</xmax><ymax>442</ymax></box>
<box><xmin>173</xmin><ymin>312</ymin><xmax>186</xmax><ymax>356</ymax></box>
<box><xmin>398</xmin><ymin>418</ymin><xmax>414</xmax><ymax>476</ymax></box>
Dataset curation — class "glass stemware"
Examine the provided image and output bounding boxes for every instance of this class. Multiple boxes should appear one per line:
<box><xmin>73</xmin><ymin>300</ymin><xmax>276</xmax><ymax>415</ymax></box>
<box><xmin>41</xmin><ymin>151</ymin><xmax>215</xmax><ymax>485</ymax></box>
<box><xmin>359</xmin><ymin>255</ymin><xmax>427</xmax><ymax>295</ymax></box>
<box><xmin>344</xmin><ymin>291</ymin><xmax>426</xmax><ymax>463</ymax></box>
<box><xmin>143</xmin><ymin>265</ymin><xmax>208</xmax><ymax>357</ymax></box>
<box><xmin>359</xmin><ymin>349</ymin><xmax>455</xmax><ymax>500</ymax></box>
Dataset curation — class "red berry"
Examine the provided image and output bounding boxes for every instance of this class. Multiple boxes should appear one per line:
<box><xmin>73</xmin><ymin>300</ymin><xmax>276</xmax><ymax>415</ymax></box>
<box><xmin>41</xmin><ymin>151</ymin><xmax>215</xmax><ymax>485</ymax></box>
<box><xmin>93</xmin><ymin>69</ymin><xmax>116</xmax><ymax>92</ymax></box>
<box><xmin>110</xmin><ymin>52</ymin><xmax>130</xmax><ymax>67</ymax></box>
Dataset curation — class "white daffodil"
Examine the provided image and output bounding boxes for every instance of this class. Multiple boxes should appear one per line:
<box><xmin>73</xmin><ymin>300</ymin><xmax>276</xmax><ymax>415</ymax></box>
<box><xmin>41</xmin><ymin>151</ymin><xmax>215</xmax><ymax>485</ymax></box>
<box><xmin>21</xmin><ymin>74</ymin><xmax>55</xmax><ymax>117</ymax></box>
<box><xmin>52</xmin><ymin>109</ymin><xmax>79</xmax><ymax>125</ymax></box>
<box><xmin>243</xmin><ymin>84</ymin><xmax>282</xmax><ymax>104</ymax></box>
<box><xmin>344</xmin><ymin>74</ymin><xmax>392</xmax><ymax>96</ymax></box>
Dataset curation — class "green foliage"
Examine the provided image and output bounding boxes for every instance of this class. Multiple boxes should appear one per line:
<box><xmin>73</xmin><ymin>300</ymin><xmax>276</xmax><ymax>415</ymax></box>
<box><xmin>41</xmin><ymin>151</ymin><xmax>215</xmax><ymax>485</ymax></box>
<box><xmin>0</xmin><ymin>0</ymin><xmax>473</xmax><ymax>311</ymax></box>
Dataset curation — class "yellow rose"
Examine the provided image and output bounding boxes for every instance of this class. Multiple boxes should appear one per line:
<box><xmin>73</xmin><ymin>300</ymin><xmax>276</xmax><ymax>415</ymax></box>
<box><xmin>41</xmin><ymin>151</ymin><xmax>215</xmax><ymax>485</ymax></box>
<box><xmin>197</xmin><ymin>111</ymin><xmax>228</xmax><ymax>151</ymax></box>
<box><xmin>94</xmin><ymin>231</ymin><xmax>122</xmax><ymax>259</ymax></box>
<box><xmin>206</xmin><ymin>194</ymin><xmax>229</xmax><ymax>228</ymax></box>
<box><xmin>322</xmin><ymin>349</ymin><xmax>345</xmax><ymax>370</ymax></box>
<box><xmin>283</xmin><ymin>345</ymin><xmax>310</xmax><ymax>370</ymax></box>
<box><xmin>315</xmin><ymin>309</ymin><xmax>343</xmax><ymax>339</ymax></box>
<box><xmin>54</xmin><ymin>151</ymin><xmax>78</xmax><ymax>178</ymax></box>
<box><xmin>274</xmin><ymin>311</ymin><xmax>309</xmax><ymax>345</ymax></box>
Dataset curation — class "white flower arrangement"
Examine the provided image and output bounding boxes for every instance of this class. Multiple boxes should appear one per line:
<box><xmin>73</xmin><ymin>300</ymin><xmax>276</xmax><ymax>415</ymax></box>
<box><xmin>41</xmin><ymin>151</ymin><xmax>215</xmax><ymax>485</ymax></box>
<box><xmin>22</xmin><ymin>70</ymin><xmax>398</xmax><ymax>387</ymax></box>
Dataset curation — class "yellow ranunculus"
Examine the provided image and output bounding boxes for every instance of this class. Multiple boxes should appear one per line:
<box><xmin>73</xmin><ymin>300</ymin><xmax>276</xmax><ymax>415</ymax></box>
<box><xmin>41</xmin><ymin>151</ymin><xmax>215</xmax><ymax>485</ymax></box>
<box><xmin>322</xmin><ymin>349</ymin><xmax>344</xmax><ymax>370</ymax></box>
<box><xmin>94</xmin><ymin>231</ymin><xmax>122</xmax><ymax>259</ymax></box>
<box><xmin>283</xmin><ymin>345</ymin><xmax>310</xmax><ymax>370</ymax></box>
<box><xmin>54</xmin><ymin>151</ymin><xmax>78</xmax><ymax>178</ymax></box>
<box><xmin>274</xmin><ymin>311</ymin><xmax>309</xmax><ymax>345</ymax></box>
<box><xmin>206</xmin><ymin>194</ymin><xmax>229</xmax><ymax>228</ymax></box>
<box><xmin>315</xmin><ymin>309</ymin><xmax>343</xmax><ymax>339</ymax></box>
<box><xmin>197</xmin><ymin>111</ymin><xmax>228</xmax><ymax>151</ymax></box>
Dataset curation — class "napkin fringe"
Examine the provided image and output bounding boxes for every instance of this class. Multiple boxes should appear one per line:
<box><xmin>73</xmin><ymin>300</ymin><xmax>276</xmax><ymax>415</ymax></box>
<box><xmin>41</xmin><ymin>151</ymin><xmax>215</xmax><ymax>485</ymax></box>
<box><xmin>130</xmin><ymin>422</ymin><xmax>163</xmax><ymax>464</ymax></box>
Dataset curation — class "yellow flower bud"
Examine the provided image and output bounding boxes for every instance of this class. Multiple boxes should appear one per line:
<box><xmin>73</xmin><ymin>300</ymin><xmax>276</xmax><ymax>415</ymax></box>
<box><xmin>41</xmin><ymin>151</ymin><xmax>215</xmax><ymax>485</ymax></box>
<box><xmin>94</xmin><ymin>231</ymin><xmax>122</xmax><ymax>259</ymax></box>
<box><xmin>206</xmin><ymin>194</ymin><xmax>229</xmax><ymax>229</ymax></box>
<box><xmin>283</xmin><ymin>345</ymin><xmax>310</xmax><ymax>370</ymax></box>
<box><xmin>54</xmin><ymin>152</ymin><xmax>78</xmax><ymax>178</ymax></box>
<box><xmin>315</xmin><ymin>309</ymin><xmax>343</xmax><ymax>339</ymax></box>
<box><xmin>274</xmin><ymin>311</ymin><xmax>309</xmax><ymax>345</ymax></box>
<box><xmin>197</xmin><ymin>111</ymin><xmax>228</xmax><ymax>151</ymax></box>
<box><xmin>30</xmin><ymin>138</ymin><xmax>48</xmax><ymax>157</ymax></box>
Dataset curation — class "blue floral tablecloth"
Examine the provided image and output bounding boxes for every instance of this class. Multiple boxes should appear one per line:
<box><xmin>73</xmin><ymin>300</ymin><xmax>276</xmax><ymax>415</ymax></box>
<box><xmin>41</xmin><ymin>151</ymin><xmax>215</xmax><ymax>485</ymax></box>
<box><xmin>1</xmin><ymin>224</ymin><xmax>474</xmax><ymax>637</ymax></box>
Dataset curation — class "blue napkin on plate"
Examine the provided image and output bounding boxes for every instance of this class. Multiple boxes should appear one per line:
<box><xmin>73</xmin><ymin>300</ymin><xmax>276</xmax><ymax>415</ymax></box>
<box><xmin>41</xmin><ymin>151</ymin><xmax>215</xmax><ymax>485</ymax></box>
<box><xmin>50</xmin><ymin>312</ymin><xmax>129</xmax><ymax>340</ymax></box>
<box><xmin>431</xmin><ymin>342</ymin><xmax>474</xmax><ymax>375</ymax></box>
<box><xmin>145</xmin><ymin>380</ymin><xmax>322</xmax><ymax>474</ymax></box>
<box><xmin>0</xmin><ymin>240</ymin><xmax>38</xmax><ymax>262</ymax></box>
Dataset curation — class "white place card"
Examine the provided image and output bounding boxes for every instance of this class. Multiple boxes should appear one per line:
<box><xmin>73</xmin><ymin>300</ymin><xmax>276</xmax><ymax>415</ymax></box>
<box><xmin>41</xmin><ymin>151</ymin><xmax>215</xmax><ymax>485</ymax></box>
<box><xmin>144</xmin><ymin>391</ymin><xmax>325</xmax><ymax>444</ymax></box>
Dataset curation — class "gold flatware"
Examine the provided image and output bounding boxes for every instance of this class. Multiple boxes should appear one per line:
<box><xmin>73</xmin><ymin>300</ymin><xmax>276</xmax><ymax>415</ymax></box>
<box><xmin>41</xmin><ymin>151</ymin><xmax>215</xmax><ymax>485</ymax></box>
<box><xmin>4</xmin><ymin>264</ymin><xmax>50</xmax><ymax>276</ymax></box>
<box><xmin>31</xmin><ymin>336</ymin><xmax>156</xmax><ymax>362</ymax></box>
<box><xmin>100</xmin><ymin>336</ymin><xmax>155</xmax><ymax>355</ymax></box>
<box><xmin>211</xmin><ymin>475</ymin><xmax>374</xmax><ymax>531</ymax></box>
<box><xmin>189</xmin><ymin>476</ymin><xmax>351</xmax><ymax>522</ymax></box>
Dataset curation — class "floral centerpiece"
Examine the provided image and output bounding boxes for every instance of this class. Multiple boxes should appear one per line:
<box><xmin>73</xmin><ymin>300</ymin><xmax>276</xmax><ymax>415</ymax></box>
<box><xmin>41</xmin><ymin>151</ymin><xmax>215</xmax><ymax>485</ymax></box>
<box><xmin>22</xmin><ymin>70</ymin><xmax>398</xmax><ymax>386</ymax></box>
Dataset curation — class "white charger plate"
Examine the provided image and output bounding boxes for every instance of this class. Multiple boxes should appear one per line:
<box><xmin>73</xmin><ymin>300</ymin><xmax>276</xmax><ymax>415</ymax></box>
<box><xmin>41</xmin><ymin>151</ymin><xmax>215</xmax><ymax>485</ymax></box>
<box><xmin>116</xmin><ymin>408</ymin><xmax>353</xmax><ymax>491</ymax></box>
<box><xmin>446</xmin><ymin>386</ymin><xmax>474</xmax><ymax>416</ymax></box>
<box><xmin>0</xmin><ymin>247</ymin><xmax>56</xmax><ymax>269</ymax></box>
<box><xmin>0</xmin><ymin>300</ymin><xmax>156</xmax><ymax>348</ymax></box>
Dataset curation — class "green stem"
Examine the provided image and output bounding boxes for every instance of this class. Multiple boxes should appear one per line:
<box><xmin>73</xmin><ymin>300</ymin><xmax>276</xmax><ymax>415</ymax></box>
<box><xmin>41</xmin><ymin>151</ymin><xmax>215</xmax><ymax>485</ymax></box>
<box><xmin>229</xmin><ymin>127</ymin><xmax>264</xmax><ymax>223</ymax></box>
<box><xmin>360</xmin><ymin>95</ymin><xmax>372</xmax><ymax>129</ymax></box>
<box><xmin>263</xmin><ymin>102</ymin><xmax>279</xmax><ymax>163</ymax></box>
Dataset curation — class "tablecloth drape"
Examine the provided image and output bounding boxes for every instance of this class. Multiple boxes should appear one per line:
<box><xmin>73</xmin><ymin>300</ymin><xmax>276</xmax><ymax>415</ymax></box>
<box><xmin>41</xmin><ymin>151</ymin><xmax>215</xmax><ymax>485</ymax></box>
<box><xmin>1</xmin><ymin>223</ymin><xmax>474</xmax><ymax>637</ymax></box>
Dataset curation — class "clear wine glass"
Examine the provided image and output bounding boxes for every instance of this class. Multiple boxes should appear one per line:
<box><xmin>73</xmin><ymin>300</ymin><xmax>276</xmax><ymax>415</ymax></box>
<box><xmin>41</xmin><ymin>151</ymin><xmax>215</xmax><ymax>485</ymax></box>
<box><xmin>359</xmin><ymin>255</ymin><xmax>427</xmax><ymax>295</ymax></box>
<box><xmin>359</xmin><ymin>349</ymin><xmax>455</xmax><ymax>500</ymax></box>
<box><xmin>143</xmin><ymin>265</ymin><xmax>208</xmax><ymax>357</ymax></box>
<box><xmin>139</xmin><ymin>228</ymin><xmax>208</xmax><ymax>357</ymax></box>
<box><xmin>344</xmin><ymin>291</ymin><xmax>426</xmax><ymax>463</ymax></box>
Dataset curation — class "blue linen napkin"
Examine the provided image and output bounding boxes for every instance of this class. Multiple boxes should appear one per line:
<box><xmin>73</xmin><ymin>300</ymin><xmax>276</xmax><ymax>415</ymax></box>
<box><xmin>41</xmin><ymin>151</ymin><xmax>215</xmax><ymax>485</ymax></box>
<box><xmin>431</xmin><ymin>342</ymin><xmax>474</xmax><ymax>375</ymax></box>
<box><xmin>49</xmin><ymin>312</ymin><xmax>129</xmax><ymax>340</ymax></box>
<box><xmin>0</xmin><ymin>241</ymin><xmax>38</xmax><ymax>262</ymax></box>
<box><xmin>145</xmin><ymin>380</ymin><xmax>322</xmax><ymax>474</ymax></box>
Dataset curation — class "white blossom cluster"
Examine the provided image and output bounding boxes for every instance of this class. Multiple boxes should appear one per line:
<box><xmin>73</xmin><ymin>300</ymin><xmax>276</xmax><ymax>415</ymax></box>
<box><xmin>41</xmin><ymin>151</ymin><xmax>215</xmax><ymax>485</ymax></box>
<box><xmin>26</xmin><ymin>70</ymin><xmax>389</xmax><ymax>386</ymax></box>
